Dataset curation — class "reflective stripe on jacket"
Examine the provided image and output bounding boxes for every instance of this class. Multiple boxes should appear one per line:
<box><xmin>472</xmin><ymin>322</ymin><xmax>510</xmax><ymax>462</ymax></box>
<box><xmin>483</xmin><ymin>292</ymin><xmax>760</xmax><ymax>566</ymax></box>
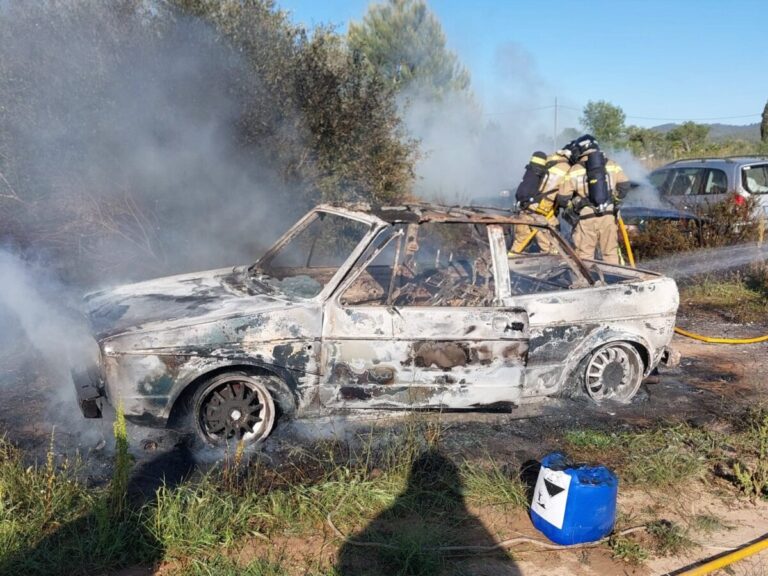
<box><xmin>560</xmin><ymin>159</ymin><xmax>628</xmax><ymax>216</ymax></box>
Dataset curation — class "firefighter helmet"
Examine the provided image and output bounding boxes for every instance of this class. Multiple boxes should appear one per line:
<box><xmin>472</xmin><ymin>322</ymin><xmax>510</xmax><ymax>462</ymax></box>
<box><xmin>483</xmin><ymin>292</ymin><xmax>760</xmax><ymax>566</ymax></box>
<box><xmin>571</xmin><ymin>134</ymin><xmax>600</xmax><ymax>158</ymax></box>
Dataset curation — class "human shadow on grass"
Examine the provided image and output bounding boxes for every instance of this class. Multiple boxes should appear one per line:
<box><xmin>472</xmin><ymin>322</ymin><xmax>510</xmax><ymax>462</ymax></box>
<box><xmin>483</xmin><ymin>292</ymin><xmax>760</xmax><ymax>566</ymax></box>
<box><xmin>336</xmin><ymin>447</ymin><xmax>522</xmax><ymax>576</ymax></box>
<box><xmin>0</xmin><ymin>439</ymin><xmax>196</xmax><ymax>576</ymax></box>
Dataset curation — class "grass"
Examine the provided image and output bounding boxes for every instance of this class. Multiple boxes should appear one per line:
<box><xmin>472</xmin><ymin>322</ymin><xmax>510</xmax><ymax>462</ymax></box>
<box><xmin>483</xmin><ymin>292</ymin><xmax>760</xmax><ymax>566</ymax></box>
<box><xmin>2</xmin><ymin>411</ymin><xmax>767</xmax><ymax>574</ymax></box>
<box><xmin>680</xmin><ymin>275</ymin><xmax>768</xmax><ymax>324</ymax></box>
<box><xmin>461</xmin><ymin>460</ymin><xmax>528</xmax><ymax>509</ymax></box>
<box><xmin>563</xmin><ymin>429</ymin><xmax>621</xmax><ymax>451</ymax></box>
<box><xmin>689</xmin><ymin>513</ymin><xmax>731</xmax><ymax>535</ymax></box>
<box><xmin>609</xmin><ymin>534</ymin><xmax>649</xmax><ymax>565</ymax></box>
<box><xmin>0</xmin><ymin>435</ymin><xmax>156</xmax><ymax>575</ymax></box>
<box><xmin>111</xmin><ymin>403</ymin><xmax>131</xmax><ymax>517</ymax></box>
<box><xmin>647</xmin><ymin>520</ymin><xmax>697</xmax><ymax>557</ymax></box>
<box><xmin>167</xmin><ymin>555</ymin><xmax>288</xmax><ymax>576</ymax></box>
<box><xmin>0</xmin><ymin>406</ymin><xmax>157</xmax><ymax>574</ymax></box>
<box><xmin>378</xmin><ymin>528</ymin><xmax>449</xmax><ymax>576</ymax></box>
<box><xmin>564</xmin><ymin>413</ymin><xmax>768</xmax><ymax>504</ymax></box>
<box><xmin>731</xmin><ymin>407</ymin><xmax>768</xmax><ymax>499</ymax></box>
<box><xmin>0</xmin><ymin>415</ymin><xmax>531</xmax><ymax>575</ymax></box>
<box><xmin>564</xmin><ymin>425</ymin><xmax>710</xmax><ymax>488</ymax></box>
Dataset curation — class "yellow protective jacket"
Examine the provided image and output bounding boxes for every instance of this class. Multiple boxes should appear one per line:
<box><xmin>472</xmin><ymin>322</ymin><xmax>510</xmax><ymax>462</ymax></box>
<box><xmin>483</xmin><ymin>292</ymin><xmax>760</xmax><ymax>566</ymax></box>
<box><xmin>559</xmin><ymin>158</ymin><xmax>628</xmax><ymax>217</ymax></box>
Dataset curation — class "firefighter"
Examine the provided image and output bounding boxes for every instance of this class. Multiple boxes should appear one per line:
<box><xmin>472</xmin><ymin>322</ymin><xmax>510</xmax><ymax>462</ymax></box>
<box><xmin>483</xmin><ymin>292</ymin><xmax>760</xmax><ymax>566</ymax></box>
<box><xmin>508</xmin><ymin>148</ymin><xmax>572</xmax><ymax>256</ymax></box>
<box><xmin>557</xmin><ymin>135</ymin><xmax>631</xmax><ymax>264</ymax></box>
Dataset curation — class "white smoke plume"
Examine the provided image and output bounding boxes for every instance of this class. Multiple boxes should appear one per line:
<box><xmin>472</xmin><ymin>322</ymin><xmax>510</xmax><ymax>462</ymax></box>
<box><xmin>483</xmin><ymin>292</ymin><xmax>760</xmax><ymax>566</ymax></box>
<box><xmin>0</xmin><ymin>248</ymin><xmax>106</xmax><ymax>448</ymax></box>
<box><xmin>403</xmin><ymin>42</ymin><xmax>556</xmax><ymax>205</ymax></box>
<box><xmin>610</xmin><ymin>150</ymin><xmax>667</xmax><ymax>209</ymax></box>
<box><xmin>0</xmin><ymin>250</ymin><xmax>96</xmax><ymax>370</ymax></box>
<box><xmin>0</xmin><ymin>4</ymin><xmax>292</xmax><ymax>287</ymax></box>
<box><xmin>0</xmin><ymin>3</ymin><xmax>297</xmax><ymax>456</ymax></box>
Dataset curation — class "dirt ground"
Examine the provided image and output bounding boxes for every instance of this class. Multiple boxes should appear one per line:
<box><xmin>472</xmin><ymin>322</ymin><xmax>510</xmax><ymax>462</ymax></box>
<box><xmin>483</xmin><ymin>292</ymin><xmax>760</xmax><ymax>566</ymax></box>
<box><xmin>2</xmin><ymin>311</ymin><xmax>768</xmax><ymax>575</ymax></box>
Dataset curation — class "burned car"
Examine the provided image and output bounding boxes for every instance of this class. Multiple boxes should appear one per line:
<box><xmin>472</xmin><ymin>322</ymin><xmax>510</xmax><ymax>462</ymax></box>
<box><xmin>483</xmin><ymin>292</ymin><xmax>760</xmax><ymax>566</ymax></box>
<box><xmin>75</xmin><ymin>204</ymin><xmax>680</xmax><ymax>446</ymax></box>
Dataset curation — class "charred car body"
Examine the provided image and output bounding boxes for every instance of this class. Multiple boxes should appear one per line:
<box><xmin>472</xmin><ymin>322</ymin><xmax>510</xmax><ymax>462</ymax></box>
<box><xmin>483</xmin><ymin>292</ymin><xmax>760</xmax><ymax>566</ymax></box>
<box><xmin>75</xmin><ymin>204</ymin><xmax>680</xmax><ymax>446</ymax></box>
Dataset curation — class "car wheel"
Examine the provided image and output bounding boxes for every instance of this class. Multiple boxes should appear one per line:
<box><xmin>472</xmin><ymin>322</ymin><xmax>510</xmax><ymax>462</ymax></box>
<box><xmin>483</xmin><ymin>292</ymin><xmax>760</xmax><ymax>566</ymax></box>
<box><xmin>192</xmin><ymin>372</ymin><xmax>276</xmax><ymax>446</ymax></box>
<box><xmin>583</xmin><ymin>342</ymin><xmax>644</xmax><ymax>404</ymax></box>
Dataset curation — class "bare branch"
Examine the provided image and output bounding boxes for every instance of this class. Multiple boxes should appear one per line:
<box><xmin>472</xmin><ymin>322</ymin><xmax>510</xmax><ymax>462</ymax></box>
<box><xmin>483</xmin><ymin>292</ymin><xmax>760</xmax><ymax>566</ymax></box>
<box><xmin>0</xmin><ymin>169</ymin><xmax>25</xmax><ymax>203</ymax></box>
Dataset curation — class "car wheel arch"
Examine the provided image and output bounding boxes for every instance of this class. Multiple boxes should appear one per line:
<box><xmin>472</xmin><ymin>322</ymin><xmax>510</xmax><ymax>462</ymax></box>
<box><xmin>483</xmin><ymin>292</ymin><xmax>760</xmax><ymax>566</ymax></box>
<box><xmin>556</xmin><ymin>331</ymin><xmax>652</xmax><ymax>393</ymax></box>
<box><xmin>628</xmin><ymin>340</ymin><xmax>650</xmax><ymax>372</ymax></box>
<box><xmin>166</xmin><ymin>361</ymin><xmax>297</xmax><ymax>430</ymax></box>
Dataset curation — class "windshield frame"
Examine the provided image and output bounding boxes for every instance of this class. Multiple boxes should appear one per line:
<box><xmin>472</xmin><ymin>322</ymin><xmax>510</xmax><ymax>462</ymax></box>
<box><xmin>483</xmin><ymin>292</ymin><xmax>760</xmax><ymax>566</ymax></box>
<box><xmin>250</xmin><ymin>206</ymin><xmax>384</xmax><ymax>302</ymax></box>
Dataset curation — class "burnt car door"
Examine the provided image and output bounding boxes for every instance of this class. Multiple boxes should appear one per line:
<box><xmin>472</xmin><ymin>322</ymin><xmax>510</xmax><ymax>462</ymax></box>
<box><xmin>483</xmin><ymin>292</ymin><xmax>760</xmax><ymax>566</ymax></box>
<box><xmin>322</xmin><ymin>221</ymin><xmax>529</xmax><ymax>409</ymax></box>
<box><xmin>389</xmin><ymin>222</ymin><xmax>528</xmax><ymax>408</ymax></box>
<box><xmin>320</xmin><ymin>227</ymin><xmax>403</xmax><ymax>406</ymax></box>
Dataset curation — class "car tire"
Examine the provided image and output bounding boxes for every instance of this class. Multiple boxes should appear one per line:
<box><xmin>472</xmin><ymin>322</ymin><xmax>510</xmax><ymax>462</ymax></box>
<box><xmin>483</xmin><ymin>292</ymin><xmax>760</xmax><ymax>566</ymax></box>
<box><xmin>582</xmin><ymin>342</ymin><xmax>644</xmax><ymax>404</ymax></box>
<box><xmin>191</xmin><ymin>371</ymin><xmax>277</xmax><ymax>447</ymax></box>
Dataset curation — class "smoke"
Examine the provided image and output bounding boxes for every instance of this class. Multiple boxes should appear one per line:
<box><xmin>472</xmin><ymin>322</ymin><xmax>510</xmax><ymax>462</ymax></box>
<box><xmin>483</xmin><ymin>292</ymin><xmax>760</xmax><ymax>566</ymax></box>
<box><xmin>0</xmin><ymin>250</ymin><xmax>96</xmax><ymax>368</ymax></box>
<box><xmin>397</xmin><ymin>33</ymin><xmax>671</xmax><ymax>211</ymax></box>
<box><xmin>0</xmin><ymin>3</ymin><xmax>292</xmax><ymax>286</ymax></box>
<box><xmin>0</xmin><ymin>248</ymin><xmax>104</xmax><ymax>447</ymax></box>
<box><xmin>610</xmin><ymin>150</ymin><xmax>667</xmax><ymax>209</ymax></box>
<box><xmin>0</xmin><ymin>3</ymin><xmax>302</xmax><ymax>456</ymax></box>
<box><xmin>404</xmin><ymin>42</ymin><xmax>555</xmax><ymax>204</ymax></box>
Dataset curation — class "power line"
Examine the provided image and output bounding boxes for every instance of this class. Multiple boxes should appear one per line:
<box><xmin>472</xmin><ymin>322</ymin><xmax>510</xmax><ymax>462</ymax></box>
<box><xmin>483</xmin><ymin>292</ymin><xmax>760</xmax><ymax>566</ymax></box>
<box><xmin>624</xmin><ymin>113</ymin><xmax>760</xmax><ymax>122</ymax></box>
<box><xmin>484</xmin><ymin>107</ymin><xmax>760</xmax><ymax>123</ymax></box>
<box><xmin>482</xmin><ymin>105</ymin><xmax>558</xmax><ymax>115</ymax></box>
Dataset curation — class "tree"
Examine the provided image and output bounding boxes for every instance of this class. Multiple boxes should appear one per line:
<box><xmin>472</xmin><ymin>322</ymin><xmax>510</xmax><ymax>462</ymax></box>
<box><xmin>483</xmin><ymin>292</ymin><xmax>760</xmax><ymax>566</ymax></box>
<box><xmin>761</xmin><ymin>100</ymin><xmax>768</xmax><ymax>144</ymax></box>
<box><xmin>626</xmin><ymin>125</ymin><xmax>667</xmax><ymax>159</ymax></box>
<box><xmin>666</xmin><ymin>121</ymin><xmax>709</xmax><ymax>155</ymax></box>
<box><xmin>175</xmin><ymin>0</ymin><xmax>417</xmax><ymax>205</ymax></box>
<box><xmin>348</xmin><ymin>0</ymin><xmax>470</xmax><ymax>99</ymax></box>
<box><xmin>0</xmin><ymin>0</ymin><xmax>417</xmax><ymax>281</ymax></box>
<box><xmin>580</xmin><ymin>101</ymin><xmax>626</xmax><ymax>148</ymax></box>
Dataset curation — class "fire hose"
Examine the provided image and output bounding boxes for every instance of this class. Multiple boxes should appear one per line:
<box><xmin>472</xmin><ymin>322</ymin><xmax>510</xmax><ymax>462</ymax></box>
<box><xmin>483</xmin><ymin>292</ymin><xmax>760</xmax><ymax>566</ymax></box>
<box><xmin>617</xmin><ymin>213</ymin><xmax>768</xmax><ymax>345</ymax></box>
<box><xmin>507</xmin><ymin>209</ymin><xmax>556</xmax><ymax>256</ymax></box>
<box><xmin>669</xmin><ymin>533</ymin><xmax>768</xmax><ymax>576</ymax></box>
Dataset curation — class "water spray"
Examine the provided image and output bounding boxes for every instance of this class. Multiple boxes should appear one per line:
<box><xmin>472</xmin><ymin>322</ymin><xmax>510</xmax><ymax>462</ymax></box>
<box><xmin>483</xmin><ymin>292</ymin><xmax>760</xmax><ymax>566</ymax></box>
<box><xmin>619</xmin><ymin>221</ymin><xmax>768</xmax><ymax>345</ymax></box>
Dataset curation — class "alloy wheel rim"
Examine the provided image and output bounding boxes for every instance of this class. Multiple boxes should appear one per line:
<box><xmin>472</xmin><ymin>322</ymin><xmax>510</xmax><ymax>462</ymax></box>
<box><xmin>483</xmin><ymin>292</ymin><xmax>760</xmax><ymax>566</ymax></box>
<box><xmin>585</xmin><ymin>344</ymin><xmax>640</xmax><ymax>402</ymax></box>
<box><xmin>199</xmin><ymin>379</ymin><xmax>269</xmax><ymax>443</ymax></box>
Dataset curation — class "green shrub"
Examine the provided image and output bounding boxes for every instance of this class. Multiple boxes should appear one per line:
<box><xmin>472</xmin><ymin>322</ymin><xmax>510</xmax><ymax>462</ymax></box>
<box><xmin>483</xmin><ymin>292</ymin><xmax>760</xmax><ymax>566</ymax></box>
<box><xmin>628</xmin><ymin>196</ymin><xmax>762</xmax><ymax>262</ymax></box>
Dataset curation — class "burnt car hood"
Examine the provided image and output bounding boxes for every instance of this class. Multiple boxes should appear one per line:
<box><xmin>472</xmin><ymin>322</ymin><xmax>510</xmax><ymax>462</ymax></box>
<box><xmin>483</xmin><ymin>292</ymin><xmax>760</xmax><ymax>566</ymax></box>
<box><xmin>84</xmin><ymin>267</ymin><xmax>284</xmax><ymax>340</ymax></box>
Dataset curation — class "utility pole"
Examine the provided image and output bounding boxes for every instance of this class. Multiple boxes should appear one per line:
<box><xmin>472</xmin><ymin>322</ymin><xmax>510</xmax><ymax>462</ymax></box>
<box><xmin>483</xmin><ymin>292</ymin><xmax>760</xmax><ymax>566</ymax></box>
<box><xmin>553</xmin><ymin>97</ymin><xmax>558</xmax><ymax>150</ymax></box>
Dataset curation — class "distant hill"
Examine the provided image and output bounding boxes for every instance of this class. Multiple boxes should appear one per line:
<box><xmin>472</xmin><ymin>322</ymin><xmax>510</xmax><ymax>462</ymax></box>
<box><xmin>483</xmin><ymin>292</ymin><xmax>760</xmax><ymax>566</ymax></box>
<box><xmin>651</xmin><ymin>122</ymin><xmax>760</xmax><ymax>142</ymax></box>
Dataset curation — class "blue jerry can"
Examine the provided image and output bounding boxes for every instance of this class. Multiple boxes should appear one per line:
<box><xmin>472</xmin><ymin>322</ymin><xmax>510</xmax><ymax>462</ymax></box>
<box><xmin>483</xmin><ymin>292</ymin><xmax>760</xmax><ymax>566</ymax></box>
<box><xmin>530</xmin><ymin>452</ymin><xmax>618</xmax><ymax>545</ymax></box>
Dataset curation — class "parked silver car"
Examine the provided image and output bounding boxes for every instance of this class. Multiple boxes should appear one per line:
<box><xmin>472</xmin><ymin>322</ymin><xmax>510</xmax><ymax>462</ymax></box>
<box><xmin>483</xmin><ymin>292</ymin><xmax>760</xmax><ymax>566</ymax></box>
<box><xmin>74</xmin><ymin>204</ymin><xmax>680</xmax><ymax>446</ymax></box>
<box><xmin>649</xmin><ymin>156</ymin><xmax>768</xmax><ymax>214</ymax></box>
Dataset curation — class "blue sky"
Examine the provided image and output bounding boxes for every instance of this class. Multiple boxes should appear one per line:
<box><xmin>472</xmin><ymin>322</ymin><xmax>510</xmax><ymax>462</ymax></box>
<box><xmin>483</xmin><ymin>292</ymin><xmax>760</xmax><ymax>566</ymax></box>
<box><xmin>279</xmin><ymin>0</ymin><xmax>768</xmax><ymax>130</ymax></box>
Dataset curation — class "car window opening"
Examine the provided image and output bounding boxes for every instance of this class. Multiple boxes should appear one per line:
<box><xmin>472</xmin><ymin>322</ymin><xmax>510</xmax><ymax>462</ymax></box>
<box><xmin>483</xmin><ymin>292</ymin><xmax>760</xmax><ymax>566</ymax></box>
<box><xmin>253</xmin><ymin>211</ymin><xmax>371</xmax><ymax>299</ymax></box>
<box><xmin>341</xmin><ymin>222</ymin><xmax>496</xmax><ymax>307</ymax></box>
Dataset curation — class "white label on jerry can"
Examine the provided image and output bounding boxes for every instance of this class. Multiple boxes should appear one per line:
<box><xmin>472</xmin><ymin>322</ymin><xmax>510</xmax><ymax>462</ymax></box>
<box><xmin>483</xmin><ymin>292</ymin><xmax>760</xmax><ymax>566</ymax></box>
<box><xmin>531</xmin><ymin>467</ymin><xmax>572</xmax><ymax>529</ymax></box>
